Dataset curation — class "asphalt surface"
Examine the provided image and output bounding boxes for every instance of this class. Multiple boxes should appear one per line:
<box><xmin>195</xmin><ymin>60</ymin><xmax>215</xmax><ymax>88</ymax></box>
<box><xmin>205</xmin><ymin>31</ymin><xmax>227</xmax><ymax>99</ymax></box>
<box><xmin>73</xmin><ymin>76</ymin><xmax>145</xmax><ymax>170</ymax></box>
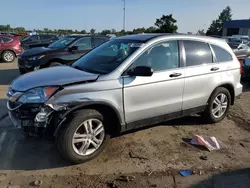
<box><xmin>0</xmin><ymin>59</ymin><xmax>250</xmax><ymax>187</ymax></box>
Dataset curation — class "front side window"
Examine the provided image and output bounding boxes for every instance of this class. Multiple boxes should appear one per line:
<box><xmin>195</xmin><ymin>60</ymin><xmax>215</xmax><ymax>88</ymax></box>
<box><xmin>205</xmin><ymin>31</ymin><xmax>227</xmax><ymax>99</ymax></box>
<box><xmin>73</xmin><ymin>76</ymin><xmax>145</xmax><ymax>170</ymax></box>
<box><xmin>211</xmin><ymin>44</ymin><xmax>233</xmax><ymax>62</ymax></box>
<box><xmin>72</xmin><ymin>39</ymin><xmax>143</xmax><ymax>74</ymax></box>
<box><xmin>73</xmin><ymin>37</ymin><xmax>92</xmax><ymax>50</ymax></box>
<box><xmin>131</xmin><ymin>40</ymin><xmax>179</xmax><ymax>72</ymax></box>
<box><xmin>48</xmin><ymin>37</ymin><xmax>76</xmax><ymax>48</ymax></box>
<box><xmin>183</xmin><ymin>40</ymin><xmax>213</xmax><ymax>66</ymax></box>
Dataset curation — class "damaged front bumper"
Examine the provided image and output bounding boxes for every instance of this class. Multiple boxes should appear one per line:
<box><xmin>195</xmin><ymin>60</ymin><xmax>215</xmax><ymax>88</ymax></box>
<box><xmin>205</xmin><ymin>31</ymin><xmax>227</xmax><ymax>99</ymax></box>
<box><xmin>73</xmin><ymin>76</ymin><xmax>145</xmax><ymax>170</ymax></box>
<box><xmin>7</xmin><ymin>100</ymin><xmax>58</xmax><ymax>137</ymax></box>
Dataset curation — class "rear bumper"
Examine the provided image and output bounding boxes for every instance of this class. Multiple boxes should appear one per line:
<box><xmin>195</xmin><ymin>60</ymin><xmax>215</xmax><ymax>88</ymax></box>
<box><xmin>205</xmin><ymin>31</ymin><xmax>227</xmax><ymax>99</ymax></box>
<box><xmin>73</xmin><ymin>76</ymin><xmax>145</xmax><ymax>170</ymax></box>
<box><xmin>235</xmin><ymin>82</ymin><xmax>243</xmax><ymax>97</ymax></box>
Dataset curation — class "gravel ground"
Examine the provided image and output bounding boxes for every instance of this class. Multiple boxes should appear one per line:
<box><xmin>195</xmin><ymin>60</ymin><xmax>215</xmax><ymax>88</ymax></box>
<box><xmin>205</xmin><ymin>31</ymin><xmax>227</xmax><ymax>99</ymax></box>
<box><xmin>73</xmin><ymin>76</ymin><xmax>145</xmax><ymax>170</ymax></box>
<box><xmin>0</xmin><ymin>60</ymin><xmax>250</xmax><ymax>188</ymax></box>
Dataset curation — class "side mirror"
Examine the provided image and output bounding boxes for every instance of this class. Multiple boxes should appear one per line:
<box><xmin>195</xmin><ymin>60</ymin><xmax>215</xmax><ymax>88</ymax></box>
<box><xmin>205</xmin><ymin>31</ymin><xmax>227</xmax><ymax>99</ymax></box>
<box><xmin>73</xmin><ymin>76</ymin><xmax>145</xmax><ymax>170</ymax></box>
<box><xmin>238</xmin><ymin>46</ymin><xmax>243</xmax><ymax>50</ymax></box>
<box><xmin>127</xmin><ymin>66</ymin><xmax>153</xmax><ymax>77</ymax></box>
<box><xmin>68</xmin><ymin>46</ymin><xmax>78</xmax><ymax>52</ymax></box>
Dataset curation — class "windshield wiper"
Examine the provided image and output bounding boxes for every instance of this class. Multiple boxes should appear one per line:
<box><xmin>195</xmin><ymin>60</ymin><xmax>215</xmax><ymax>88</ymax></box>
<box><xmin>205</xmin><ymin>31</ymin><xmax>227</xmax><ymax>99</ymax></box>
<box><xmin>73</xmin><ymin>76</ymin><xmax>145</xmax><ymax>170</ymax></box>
<box><xmin>73</xmin><ymin>66</ymin><xmax>107</xmax><ymax>74</ymax></box>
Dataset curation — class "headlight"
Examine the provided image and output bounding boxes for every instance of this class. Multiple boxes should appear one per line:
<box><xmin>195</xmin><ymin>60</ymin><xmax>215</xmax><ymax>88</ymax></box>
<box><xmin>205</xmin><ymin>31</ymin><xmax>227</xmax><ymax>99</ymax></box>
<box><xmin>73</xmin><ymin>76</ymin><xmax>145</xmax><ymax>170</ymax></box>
<box><xmin>18</xmin><ymin>87</ymin><xmax>58</xmax><ymax>103</ymax></box>
<box><xmin>27</xmin><ymin>55</ymin><xmax>45</xmax><ymax>61</ymax></box>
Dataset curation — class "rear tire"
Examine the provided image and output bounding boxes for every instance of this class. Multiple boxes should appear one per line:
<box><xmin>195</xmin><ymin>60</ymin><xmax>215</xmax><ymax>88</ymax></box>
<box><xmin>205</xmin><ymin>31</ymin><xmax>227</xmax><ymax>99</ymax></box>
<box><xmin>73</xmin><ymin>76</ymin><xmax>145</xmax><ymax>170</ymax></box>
<box><xmin>203</xmin><ymin>87</ymin><xmax>231</xmax><ymax>123</ymax></box>
<box><xmin>2</xmin><ymin>50</ymin><xmax>15</xmax><ymax>62</ymax></box>
<box><xmin>56</xmin><ymin>109</ymin><xmax>110</xmax><ymax>164</ymax></box>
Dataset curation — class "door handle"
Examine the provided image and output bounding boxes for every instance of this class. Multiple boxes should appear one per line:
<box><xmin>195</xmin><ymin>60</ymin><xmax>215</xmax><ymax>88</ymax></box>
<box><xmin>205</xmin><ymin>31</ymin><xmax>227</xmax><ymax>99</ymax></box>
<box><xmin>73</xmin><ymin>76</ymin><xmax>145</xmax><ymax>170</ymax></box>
<box><xmin>211</xmin><ymin>67</ymin><xmax>219</xmax><ymax>71</ymax></box>
<box><xmin>169</xmin><ymin>73</ymin><xmax>182</xmax><ymax>77</ymax></box>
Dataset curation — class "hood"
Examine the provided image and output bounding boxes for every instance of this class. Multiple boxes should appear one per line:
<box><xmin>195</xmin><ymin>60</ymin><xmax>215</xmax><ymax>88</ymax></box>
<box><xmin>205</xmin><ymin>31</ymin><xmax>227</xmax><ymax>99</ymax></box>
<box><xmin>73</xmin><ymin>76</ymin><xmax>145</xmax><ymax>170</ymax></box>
<box><xmin>20</xmin><ymin>47</ymin><xmax>62</xmax><ymax>57</ymax></box>
<box><xmin>11</xmin><ymin>66</ymin><xmax>99</xmax><ymax>92</ymax></box>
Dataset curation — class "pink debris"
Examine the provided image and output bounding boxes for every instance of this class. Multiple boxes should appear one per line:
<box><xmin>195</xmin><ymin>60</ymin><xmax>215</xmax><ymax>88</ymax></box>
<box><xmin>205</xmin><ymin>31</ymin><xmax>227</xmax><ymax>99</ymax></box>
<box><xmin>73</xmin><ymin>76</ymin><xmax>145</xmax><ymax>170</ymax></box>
<box><xmin>191</xmin><ymin>135</ymin><xmax>227</xmax><ymax>151</ymax></box>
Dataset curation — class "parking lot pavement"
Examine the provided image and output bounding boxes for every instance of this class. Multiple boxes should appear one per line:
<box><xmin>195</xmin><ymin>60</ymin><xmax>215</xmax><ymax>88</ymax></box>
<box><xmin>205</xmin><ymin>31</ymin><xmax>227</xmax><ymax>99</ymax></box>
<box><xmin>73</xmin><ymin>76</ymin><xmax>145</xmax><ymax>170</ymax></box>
<box><xmin>0</xmin><ymin>60</ymin><xmax>19</xmax><ymax>121</ymax></box>
<box><xmin>0</xmin><ymin>59</ymin><xmax>250</xmax><ymax>187</ymax></box>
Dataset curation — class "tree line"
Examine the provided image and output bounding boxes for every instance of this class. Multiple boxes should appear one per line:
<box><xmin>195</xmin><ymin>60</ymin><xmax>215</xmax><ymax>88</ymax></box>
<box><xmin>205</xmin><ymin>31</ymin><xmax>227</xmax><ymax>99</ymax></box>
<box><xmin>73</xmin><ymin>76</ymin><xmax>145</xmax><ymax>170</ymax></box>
<box><xmin>0</xmin><ymin>6</ymin><xmax>233</xmax><ymax>36</ymax></box>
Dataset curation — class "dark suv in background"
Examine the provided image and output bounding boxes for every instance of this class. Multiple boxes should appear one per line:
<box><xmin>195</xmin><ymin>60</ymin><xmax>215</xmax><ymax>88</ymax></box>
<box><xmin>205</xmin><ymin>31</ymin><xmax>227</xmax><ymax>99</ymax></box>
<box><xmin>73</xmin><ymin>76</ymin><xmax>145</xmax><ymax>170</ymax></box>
<box><xmin>21</xmin><ymin>35</ymin><xmax>59</xmax><ymax>50</ymax></box>
<box><xmin>18</xmin><ymin>35</ymin><xmax>110</xmax><ymax>74</ymax></box>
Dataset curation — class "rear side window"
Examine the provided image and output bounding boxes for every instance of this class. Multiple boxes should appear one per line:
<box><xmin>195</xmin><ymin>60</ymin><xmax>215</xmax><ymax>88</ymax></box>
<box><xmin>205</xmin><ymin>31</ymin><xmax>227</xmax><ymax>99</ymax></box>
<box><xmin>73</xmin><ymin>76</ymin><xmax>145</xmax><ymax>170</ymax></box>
<box><xmin>1</xmin><ymin>37</ymin><xmax>13</xmax><ymax>43</ymax></box>
<box><xmin>183</xmin><ymin>40</ymin><xmax>213</xmax><ymax>66</ymax></box>
<box><xmin>211</xmin><ymin>45</ymin><xmax>232</xmax><ymax>62</ymax></box>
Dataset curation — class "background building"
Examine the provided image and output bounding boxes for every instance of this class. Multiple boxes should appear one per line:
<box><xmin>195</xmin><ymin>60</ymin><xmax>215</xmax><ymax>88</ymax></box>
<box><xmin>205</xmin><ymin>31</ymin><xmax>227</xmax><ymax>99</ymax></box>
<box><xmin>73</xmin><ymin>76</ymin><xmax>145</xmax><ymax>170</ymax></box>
<box><xmin>223</xmin><ymin>19</ymin><xmax>250</xmax><ymax>36</ymax></box>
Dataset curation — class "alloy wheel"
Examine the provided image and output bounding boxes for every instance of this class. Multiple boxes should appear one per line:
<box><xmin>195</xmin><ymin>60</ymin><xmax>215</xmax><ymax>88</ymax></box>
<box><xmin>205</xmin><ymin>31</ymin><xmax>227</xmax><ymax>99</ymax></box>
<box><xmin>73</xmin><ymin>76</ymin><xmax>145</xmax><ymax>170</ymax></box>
<box><xmin>72</xmin><ymin>118</ymin><xmax>105</xmax><ymax>156</ymax></box>
<box><xmin>4</xmin><ymin>52</ymin><xmax>14</xmax><ymax>62</ymax></box>
<box><xmin>212</xmin><ymin>93</ymin><xmax>228</xmax><ymax>118</ymax></box>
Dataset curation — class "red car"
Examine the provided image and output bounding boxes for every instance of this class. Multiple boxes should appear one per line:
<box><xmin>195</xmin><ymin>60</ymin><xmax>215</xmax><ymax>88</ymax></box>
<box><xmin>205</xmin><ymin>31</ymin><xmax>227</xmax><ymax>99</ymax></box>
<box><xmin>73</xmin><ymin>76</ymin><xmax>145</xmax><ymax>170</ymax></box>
<box><xmin>0</xmin><ymin>35</ymin><xmax>23</xmax><ymax>62</ymax></box>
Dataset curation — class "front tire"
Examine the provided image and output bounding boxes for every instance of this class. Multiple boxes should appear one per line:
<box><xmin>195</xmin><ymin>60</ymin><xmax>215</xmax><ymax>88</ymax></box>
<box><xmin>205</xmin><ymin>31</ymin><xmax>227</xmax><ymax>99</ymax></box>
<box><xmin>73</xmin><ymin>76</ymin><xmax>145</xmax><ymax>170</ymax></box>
<box><xmin>203</xmin><ymin>87</ymin><xmax>231</xmax><ymax>123</ymax></box>
<box><xmin>19</xmin><ymin>68</ymin><xmax>26</xmax><ymax>75</ymax></box>
<box><xmin>2</xmin><ymin>50</ymin><xmax>15</xmax><ymax>62</ymax></box>
<box><xmin>56</xmin><ymin>109</ymin><xmax>110</xmax><ymax>164</ymax></box>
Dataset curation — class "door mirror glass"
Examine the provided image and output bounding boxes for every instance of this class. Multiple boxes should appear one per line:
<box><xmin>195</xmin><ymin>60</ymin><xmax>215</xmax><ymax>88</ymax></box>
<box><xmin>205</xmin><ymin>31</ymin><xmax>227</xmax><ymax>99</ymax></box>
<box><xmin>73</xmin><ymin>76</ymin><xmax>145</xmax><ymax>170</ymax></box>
<box><xmin>128</xmin><ymin>66</ymin><xmax>153</xmax><ymax>77</ymax></box>
<box><xmin>69</xmin><ymin>46</ymin><xmax>78</xmax><ymax>52</ymax></box>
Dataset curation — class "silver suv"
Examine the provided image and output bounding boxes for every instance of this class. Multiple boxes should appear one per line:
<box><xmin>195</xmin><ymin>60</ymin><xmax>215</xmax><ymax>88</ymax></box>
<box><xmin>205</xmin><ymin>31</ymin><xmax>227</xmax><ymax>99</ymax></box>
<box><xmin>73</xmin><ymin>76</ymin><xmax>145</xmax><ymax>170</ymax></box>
<box><xmin>7</xmin><ymin>34</ymin><xmax>242</xmax><ymax>164</ymax></box>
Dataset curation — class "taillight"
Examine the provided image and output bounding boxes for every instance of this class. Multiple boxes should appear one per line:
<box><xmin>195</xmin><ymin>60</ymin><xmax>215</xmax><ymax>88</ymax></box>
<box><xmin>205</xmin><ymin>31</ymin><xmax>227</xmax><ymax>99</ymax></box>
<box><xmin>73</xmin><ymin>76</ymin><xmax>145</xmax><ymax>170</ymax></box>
<box><xmin>238</xmin><ymin>59</ymin><xmax>243</xmax><ymax>75</ymax></box>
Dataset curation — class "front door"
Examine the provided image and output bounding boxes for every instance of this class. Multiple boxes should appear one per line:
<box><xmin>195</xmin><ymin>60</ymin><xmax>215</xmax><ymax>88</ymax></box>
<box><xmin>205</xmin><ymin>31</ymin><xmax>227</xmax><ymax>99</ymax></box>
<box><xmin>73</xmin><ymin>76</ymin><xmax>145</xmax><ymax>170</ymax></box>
<box><xmin>123</xmin><ymin>40</ymin><xmax>184</xmax><ymax>126</ymax></box>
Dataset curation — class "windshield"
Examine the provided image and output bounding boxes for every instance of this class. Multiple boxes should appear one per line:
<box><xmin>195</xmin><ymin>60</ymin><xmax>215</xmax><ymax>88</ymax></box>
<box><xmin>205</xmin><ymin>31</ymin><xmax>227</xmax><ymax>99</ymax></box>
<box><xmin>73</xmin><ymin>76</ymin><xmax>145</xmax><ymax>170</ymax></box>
<box><xmin>48</xmin><ymin>37</ymin><xmax>76</xmax><ymax>48</ymax></box>
<box><xmin>72</xmin><ymin>39</ymin><xmax>144</xmax><ymax>74</ymax></box>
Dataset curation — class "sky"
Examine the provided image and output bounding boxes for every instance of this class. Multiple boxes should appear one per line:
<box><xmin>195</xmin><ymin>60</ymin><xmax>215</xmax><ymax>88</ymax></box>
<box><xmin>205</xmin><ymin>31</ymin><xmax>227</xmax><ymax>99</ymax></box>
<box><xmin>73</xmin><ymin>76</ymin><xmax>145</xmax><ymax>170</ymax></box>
<box><xmin>1</xmin><ymin>0</ymin><xmax>250</xmax><ymax>33</ymax></box>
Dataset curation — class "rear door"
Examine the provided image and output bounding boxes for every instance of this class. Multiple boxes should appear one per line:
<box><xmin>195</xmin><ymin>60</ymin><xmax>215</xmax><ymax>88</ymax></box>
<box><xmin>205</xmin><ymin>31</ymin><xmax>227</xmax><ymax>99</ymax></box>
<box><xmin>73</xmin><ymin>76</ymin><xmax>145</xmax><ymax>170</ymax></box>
<box><xmin>182</xmin><ymin>40</ymin><xmax>222</xmax><ymax>112</ymax></box>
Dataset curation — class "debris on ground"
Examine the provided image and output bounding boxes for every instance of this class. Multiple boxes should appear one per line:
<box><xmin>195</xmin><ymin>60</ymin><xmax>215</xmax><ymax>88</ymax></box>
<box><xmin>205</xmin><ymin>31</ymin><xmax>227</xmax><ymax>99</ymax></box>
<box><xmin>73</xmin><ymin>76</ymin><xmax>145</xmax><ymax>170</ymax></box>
<box><xmin>116</xmin><ymin>175</ymin><xmax>136</xmax><ymax>182</ymax></box>
<box><xmin>0</xmin><ymin>175</ymin><xmax>6</xmax><ymax>182</ymax></box>
<box><xmin>7</xmin><ymin>185</ymin><xmax>21</xmax><ymax>188</ymax></box>
<box><xmin>191</xmin><ymin>135</ymin><xmax>227</xmax><ymax>151</ymax></box>
<box><xmin>150</xmin><ymin>184</ymin><xmax>157</xmax><ymax>187</ymax></box>
<box><xmin>198</xmin><ymin>170</ymin><xmax>204</xmax><ymax>175</ymax></box>
<box><xmin>31</xmin><ymin>180</ymin><xmax>42</xmax><ymax>186</ymax></box>
<box><xmin>179</xmin><ymin>169</ymin><xmax>193</xmax><ymax>177</ymax></box>
<box><xmin>107</xmin><ymin>181</ymin><xmax>118</xmax><ymax>188</ymax></box>
<box><xmin>240</xmin><ymin>143</ymin><xmax>245</xmax><ymax>147</ymax></box>
<box><xmin>199</xmin><ymin>155</ymin><xmax>208</xmax><ymax>160</ymax></box>
<box><xmin>129</xmin><ymin>150</ymin><xmax>148</xmax><ymax>160</ymax></box>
